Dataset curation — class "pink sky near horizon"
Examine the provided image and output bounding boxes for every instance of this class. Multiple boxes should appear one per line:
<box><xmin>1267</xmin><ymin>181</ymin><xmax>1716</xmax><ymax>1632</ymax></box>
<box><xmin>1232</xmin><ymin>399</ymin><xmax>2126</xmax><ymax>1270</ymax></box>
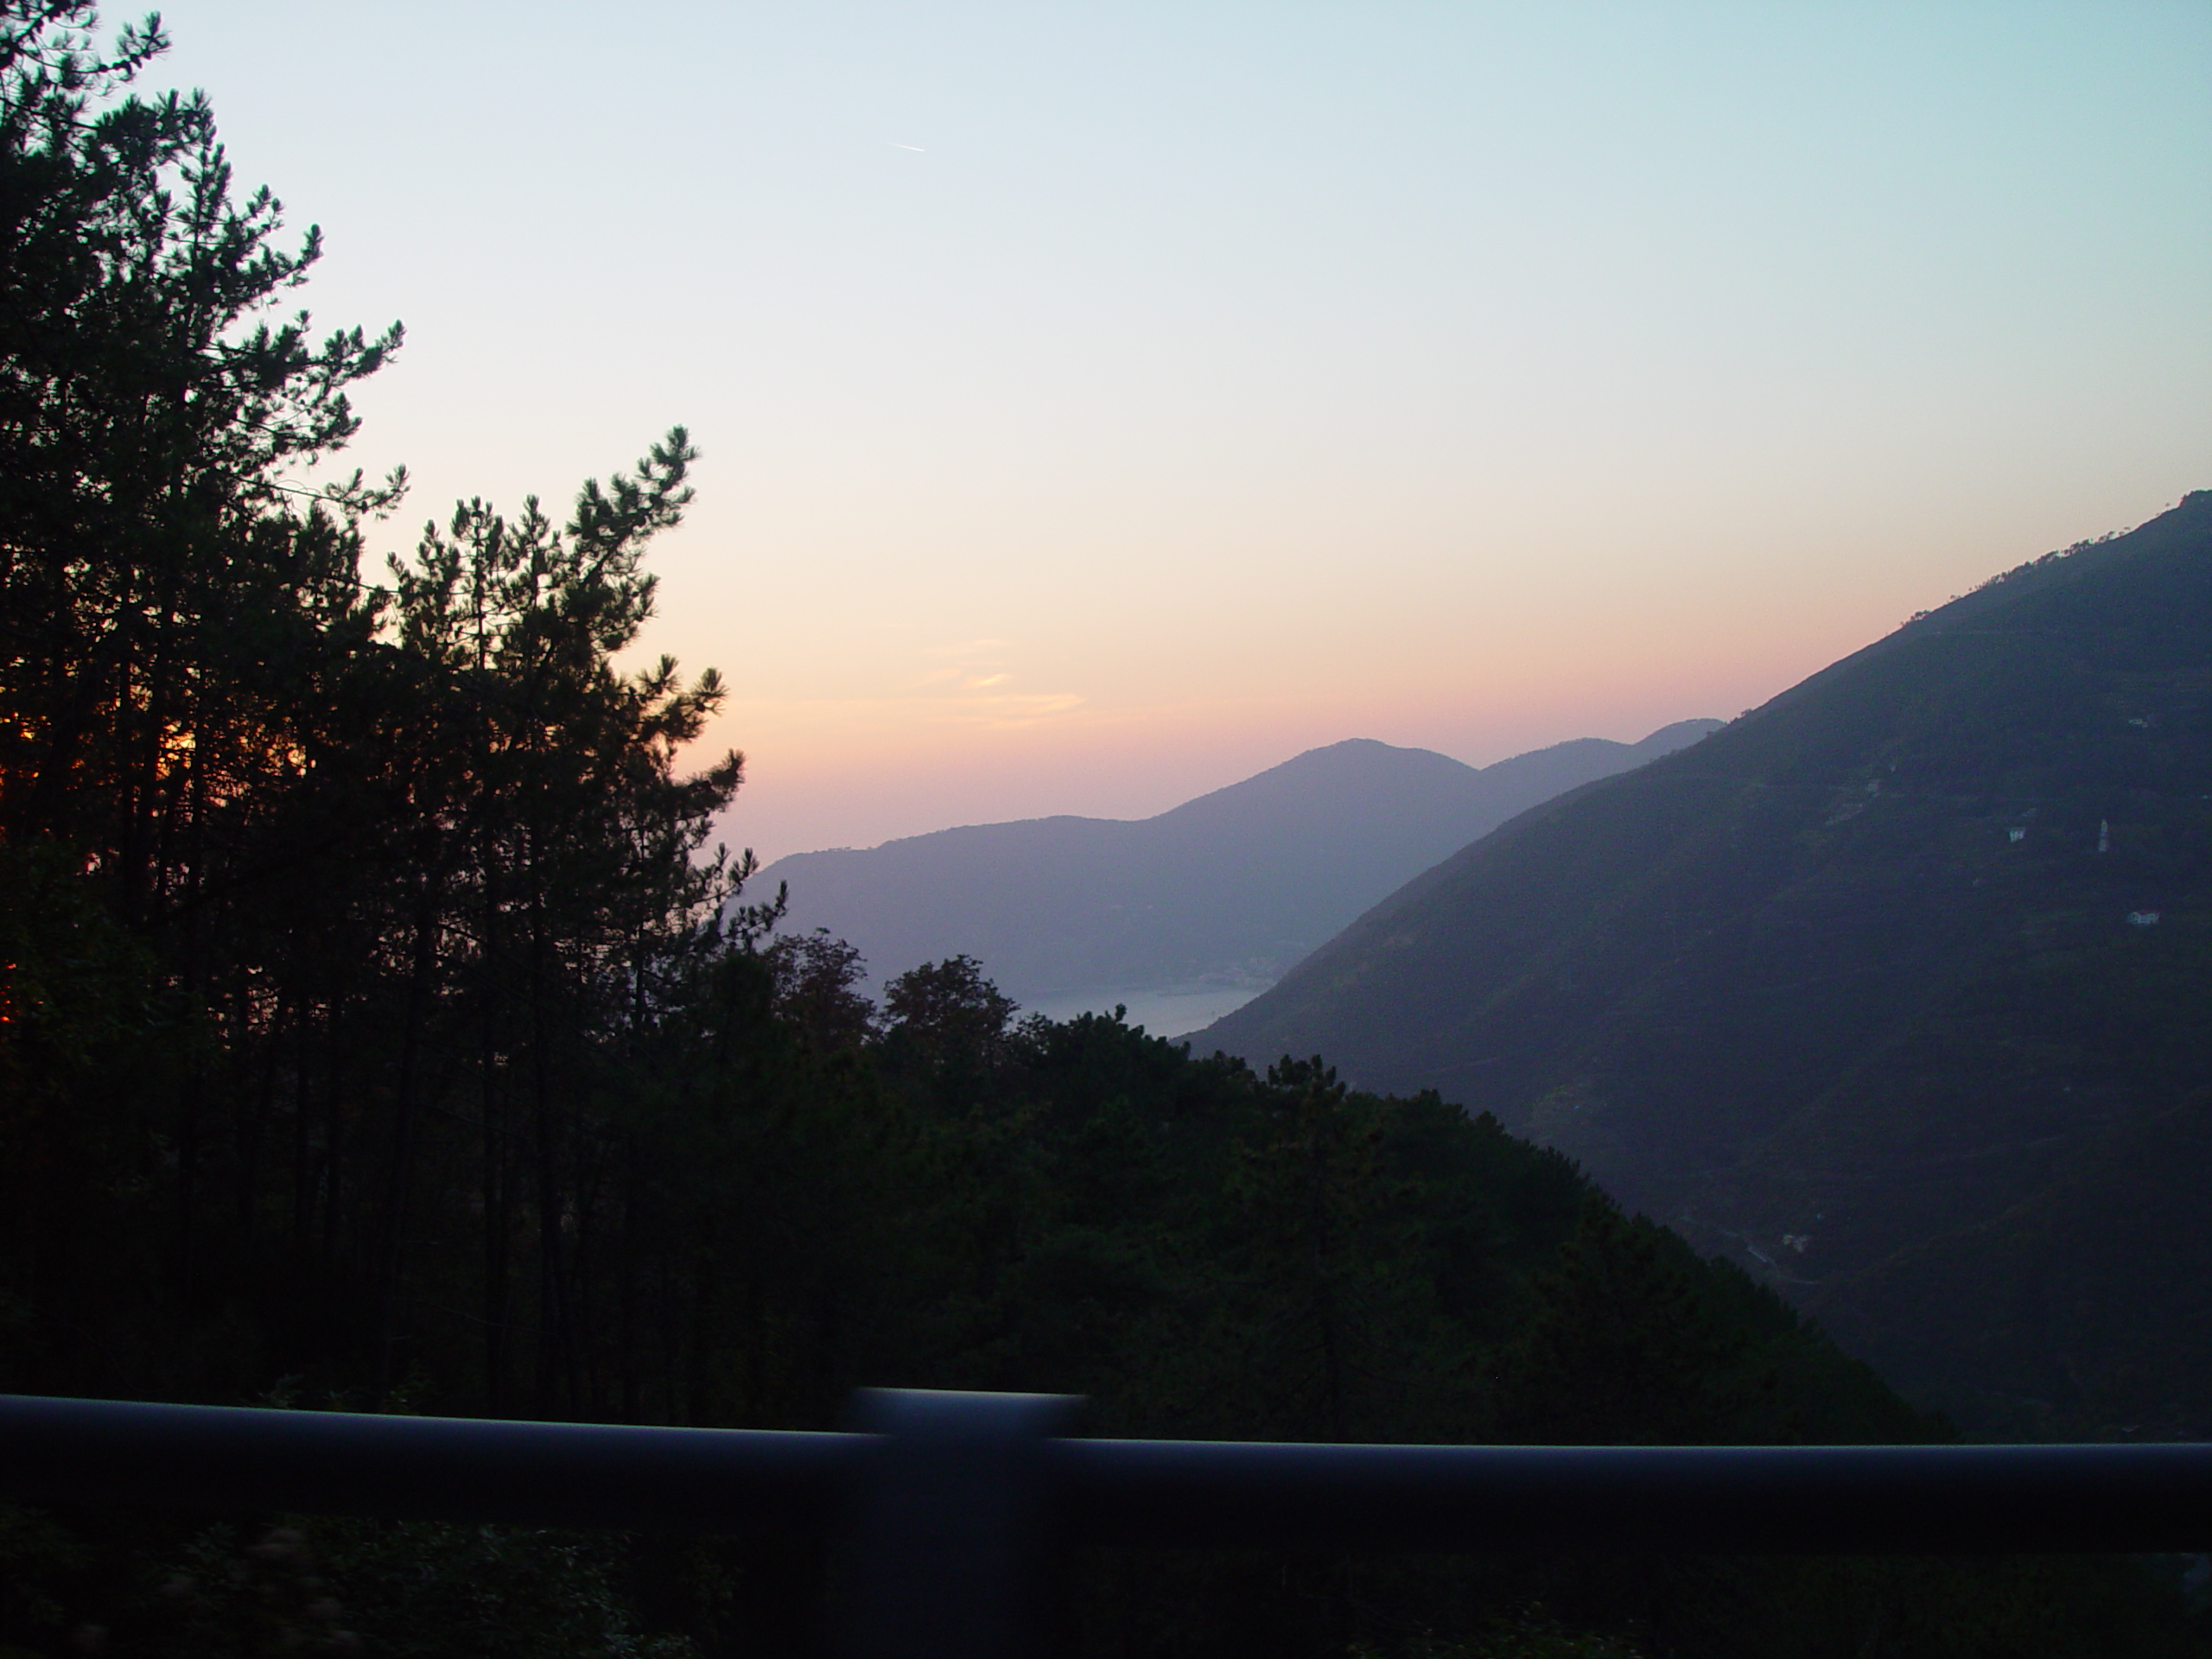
<box><xmin>710</xmin><ymin>633</ymin><xmax>1791</xmax><ymax>861</ymax></box>
<box><xmin>704</xmin><ymin>477</ymin><xmax>2191</xmax><ymax>860</ymax></box>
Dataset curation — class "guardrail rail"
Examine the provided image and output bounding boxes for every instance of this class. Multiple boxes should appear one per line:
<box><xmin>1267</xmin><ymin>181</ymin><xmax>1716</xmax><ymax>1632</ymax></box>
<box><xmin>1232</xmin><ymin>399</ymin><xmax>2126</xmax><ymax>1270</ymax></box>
<box><xmin>5</xmin><ymin>1390</ymin><xmax>2209</xmax><ymax>1659</ymax></box>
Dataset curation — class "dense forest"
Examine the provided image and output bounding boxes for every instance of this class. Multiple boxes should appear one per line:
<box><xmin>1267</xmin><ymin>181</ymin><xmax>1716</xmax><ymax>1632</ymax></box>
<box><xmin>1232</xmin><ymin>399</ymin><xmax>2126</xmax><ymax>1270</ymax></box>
<box><xmin>1</xmin><ymin>6</ymin><xmax>2205</xmax><ymax>1657</ymax></box>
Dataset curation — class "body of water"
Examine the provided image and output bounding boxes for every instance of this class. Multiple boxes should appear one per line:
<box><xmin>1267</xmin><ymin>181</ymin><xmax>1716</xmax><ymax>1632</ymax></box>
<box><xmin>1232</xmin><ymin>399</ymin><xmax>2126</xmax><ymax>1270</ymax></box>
<box><xmin>1020</xmin><ymin>982</ymin><xmax>1268</xmax><ymax>1039</ymax></box>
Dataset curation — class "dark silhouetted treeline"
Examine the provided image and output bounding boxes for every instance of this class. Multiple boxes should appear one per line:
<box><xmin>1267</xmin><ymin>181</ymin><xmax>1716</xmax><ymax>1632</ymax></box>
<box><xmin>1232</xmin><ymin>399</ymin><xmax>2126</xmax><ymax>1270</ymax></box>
<box><xmin>2</xmin><ymin>7</ymin><xmax>2206</xmax><ymax>1657</ymax></box>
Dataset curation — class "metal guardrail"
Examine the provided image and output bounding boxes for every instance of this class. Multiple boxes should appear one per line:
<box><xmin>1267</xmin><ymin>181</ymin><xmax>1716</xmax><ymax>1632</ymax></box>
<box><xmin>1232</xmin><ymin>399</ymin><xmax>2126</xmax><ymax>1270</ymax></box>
<box><xmin>5</xmin><ymin>1391</ymin><xmax>2211</xmax><ymax>1659</ymax></box>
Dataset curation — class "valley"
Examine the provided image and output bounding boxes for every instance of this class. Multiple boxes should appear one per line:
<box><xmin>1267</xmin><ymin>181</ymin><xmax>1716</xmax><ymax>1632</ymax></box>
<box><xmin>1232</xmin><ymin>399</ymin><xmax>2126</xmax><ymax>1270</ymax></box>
<box><xmin>1200</xmin><ymin>493</ymin><xmax>2212</xmax><ymax>1435</ymax></box>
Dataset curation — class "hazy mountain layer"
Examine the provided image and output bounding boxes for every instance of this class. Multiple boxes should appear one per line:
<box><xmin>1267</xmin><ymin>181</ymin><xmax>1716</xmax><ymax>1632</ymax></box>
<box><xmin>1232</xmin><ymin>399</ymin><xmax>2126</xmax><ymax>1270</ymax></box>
<box><xmin>757</xmin><ymin>721</ymin><xmax>1719</xmax><ymax>1006</ymax></box>
<box><xmin>1200</xmin><ymin>493</ymin><xmax>2212</xmax><ymax>1433</ymax></box>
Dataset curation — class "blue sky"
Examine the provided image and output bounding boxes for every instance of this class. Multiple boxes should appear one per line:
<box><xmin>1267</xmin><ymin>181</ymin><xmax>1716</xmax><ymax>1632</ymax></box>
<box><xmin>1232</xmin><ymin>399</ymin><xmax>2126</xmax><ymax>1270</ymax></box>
<box><xmin>156</xmin><ymin>2</ymin><xmax>2212</xmax><ymax>857</ymax></box>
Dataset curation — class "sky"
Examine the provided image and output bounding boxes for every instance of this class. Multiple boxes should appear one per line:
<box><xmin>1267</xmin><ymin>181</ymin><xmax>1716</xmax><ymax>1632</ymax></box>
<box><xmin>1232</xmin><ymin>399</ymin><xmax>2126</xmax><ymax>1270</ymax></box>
<box><xmin>153</xmin><ymin>2</ymin><xmax>2212</xmax><ymax>861</ymax></box>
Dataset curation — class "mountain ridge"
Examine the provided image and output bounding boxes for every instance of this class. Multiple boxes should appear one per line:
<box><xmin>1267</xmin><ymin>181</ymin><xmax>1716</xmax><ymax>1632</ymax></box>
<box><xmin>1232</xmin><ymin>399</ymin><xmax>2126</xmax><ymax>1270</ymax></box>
<box><xmin>756</xmin><ymin>719</ymin><xmax>1721</xmax><ymax>1008</ymax></box>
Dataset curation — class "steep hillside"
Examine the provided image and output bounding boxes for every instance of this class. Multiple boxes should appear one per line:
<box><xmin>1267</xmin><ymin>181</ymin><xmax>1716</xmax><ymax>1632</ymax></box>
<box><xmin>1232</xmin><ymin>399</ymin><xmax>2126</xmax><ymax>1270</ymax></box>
<box><xmin>1202</xmin><ymin>493</ymin><xmax>2212</xmax><ymax>1433</ymax></box>
<box><xmin>757</xmin><ymin>721</ymin><xmax>1717</xmax><ymax>1007</ymax></box>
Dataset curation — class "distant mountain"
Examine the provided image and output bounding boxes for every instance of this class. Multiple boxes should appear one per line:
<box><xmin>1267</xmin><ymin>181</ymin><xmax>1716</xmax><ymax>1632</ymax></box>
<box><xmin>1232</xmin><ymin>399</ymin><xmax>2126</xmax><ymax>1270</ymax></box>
<box><xmin>1200</xmin><ymin>492</ymin><xmax>2212</xmax><ymax>1434</ymax></box>
<box><xmin>755</xmin><ymin>721</ymin><xmax>1719</xmax><ymax>1014</ymax></box>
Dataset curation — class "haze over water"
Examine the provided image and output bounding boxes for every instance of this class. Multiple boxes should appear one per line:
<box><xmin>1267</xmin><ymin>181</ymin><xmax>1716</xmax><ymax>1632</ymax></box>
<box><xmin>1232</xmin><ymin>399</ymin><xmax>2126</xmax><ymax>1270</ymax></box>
<box><xmin>159</xmin><ymin>2</ymin><xmax>2212</xmax><ymax>861</ymax></box>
